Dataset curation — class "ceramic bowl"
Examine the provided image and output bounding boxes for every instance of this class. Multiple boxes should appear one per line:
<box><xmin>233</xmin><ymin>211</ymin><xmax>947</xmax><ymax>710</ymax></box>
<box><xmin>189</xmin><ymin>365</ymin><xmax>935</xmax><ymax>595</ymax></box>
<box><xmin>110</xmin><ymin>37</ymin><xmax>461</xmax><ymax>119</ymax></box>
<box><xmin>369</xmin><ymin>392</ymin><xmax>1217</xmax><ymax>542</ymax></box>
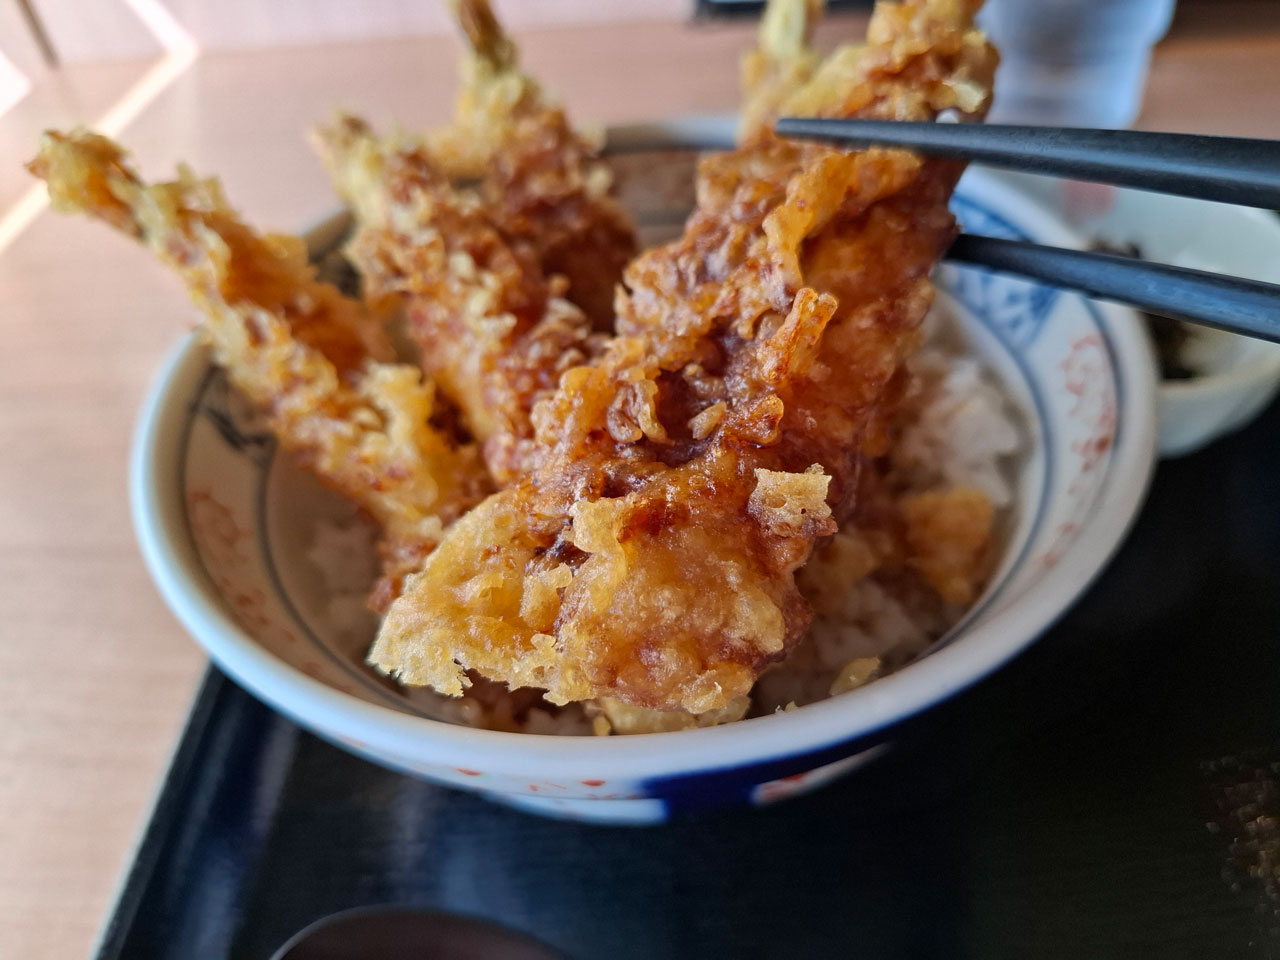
<box><xmin>995</xmin><ymin>171</ymin><xmax>1280</xmax><ymax>458</ymax></box>
<box><xmin>130</xmin><ymin>122</ymin><xmax>1157</xmax><ymax>824</ymax></box>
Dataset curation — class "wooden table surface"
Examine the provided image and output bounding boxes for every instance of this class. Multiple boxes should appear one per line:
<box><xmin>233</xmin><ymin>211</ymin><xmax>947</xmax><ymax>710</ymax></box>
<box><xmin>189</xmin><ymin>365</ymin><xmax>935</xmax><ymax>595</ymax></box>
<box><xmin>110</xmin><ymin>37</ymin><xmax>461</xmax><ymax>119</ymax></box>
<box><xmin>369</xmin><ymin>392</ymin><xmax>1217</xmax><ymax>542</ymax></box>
<box><xmin>3</xmin><ymin>5</ymin><xmax>1279</xmax><ymax>958</ymax></box>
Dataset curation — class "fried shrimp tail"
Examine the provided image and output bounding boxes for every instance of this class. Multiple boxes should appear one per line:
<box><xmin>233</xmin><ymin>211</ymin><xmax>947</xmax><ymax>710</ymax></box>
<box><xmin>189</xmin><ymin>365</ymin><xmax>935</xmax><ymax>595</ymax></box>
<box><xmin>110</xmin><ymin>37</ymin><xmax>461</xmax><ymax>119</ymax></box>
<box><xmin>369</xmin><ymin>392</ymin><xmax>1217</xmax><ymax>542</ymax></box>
<box><xmin>29</xmin><ymin>130</ymin><xmax>489</xmax><ymax>604</ymax></box>
<box><xmin>739</xmin><ymin>0</ymin><xmax>826</xmax><ymax>144</ymax></box>
<box><xmin>449</xmin><ymin>0</ymin><xmax>516</xmax><ymax>70</ymax></box>
<box><xmin>369</xmin><ymin>0</ymin><xmax>998</xmax><ymax>714</ymax></box>
<box><xmin>428</xmin><ymin>0</ymin><xmax>525</xmax><ymax>180</ymax></box>
<box><xmin>312</xmin><ymin>0</ymin><xmax>639</xmax><ymax>472</ymax></box>
<box><xmin>424</xmin><ymin>0</ymin><xmax>637</xmax><ymax>326</ymax></box>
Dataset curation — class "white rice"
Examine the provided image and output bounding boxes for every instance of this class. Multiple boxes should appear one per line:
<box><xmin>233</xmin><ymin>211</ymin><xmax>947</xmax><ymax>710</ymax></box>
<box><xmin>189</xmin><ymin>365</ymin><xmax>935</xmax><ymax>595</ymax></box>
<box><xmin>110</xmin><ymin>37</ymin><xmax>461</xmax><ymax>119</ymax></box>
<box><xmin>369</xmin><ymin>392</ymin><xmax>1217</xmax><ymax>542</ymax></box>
<box><xmin>749</xmin><ymin>320</ymin><xmax>1022</xmax><ymax>714</ymax></box>
<box><xmin>892</xmin><ymin>347</ymin><xmax>1021</xmax><ymax>510</ymax></box>
<box><xmin>304</xmin><ymin>305</ymin><xmax>1022</xmax><ymax>733</ymax></box>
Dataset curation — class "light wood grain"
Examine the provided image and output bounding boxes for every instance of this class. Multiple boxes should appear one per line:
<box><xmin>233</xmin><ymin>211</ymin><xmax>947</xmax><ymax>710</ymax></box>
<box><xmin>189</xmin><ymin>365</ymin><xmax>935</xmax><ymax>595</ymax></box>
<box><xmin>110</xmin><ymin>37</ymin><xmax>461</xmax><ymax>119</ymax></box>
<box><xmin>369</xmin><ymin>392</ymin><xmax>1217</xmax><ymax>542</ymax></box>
<box><xmin>3</xmin><ymin>0</ymin><xmax>691</xmax><ymax>65</ymax></box>
<box><xmin>7</xmin><ymin>0</ymin><xmax>163</xmax><ymax>65</ymax></box>
<box><xmin>0</xmin><ymin>58</ymin><xmax>156</xmax><ymax>213</ymax></box>
<box><xmin>158</xmin><ymin>0</ymin><xmax>690</xmax><ymax>52</ymax></box>
<box><xmin>1143</xmin><ymin>34</ymin><xmax>1280</xmax><ymax>138</ymax></box>
<box><xmin>2</xmin><ymin>8</ymin><xmax>1279</xmax><ymax>959</ymax></box>
<box><xmin>0</xmin><ymin>0</ymin><xmax>58</xmax><ymax>81</ymax></box>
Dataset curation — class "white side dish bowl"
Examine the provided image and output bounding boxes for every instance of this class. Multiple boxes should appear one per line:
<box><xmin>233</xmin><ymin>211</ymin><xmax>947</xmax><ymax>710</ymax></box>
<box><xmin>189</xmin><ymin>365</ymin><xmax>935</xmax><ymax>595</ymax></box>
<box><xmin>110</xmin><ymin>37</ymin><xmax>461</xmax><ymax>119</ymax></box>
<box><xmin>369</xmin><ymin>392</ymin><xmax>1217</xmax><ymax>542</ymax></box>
<box><xmin>997</xmin><ymin>170</ymin><xmax>1280</xmax><ymax>458</ymax></box>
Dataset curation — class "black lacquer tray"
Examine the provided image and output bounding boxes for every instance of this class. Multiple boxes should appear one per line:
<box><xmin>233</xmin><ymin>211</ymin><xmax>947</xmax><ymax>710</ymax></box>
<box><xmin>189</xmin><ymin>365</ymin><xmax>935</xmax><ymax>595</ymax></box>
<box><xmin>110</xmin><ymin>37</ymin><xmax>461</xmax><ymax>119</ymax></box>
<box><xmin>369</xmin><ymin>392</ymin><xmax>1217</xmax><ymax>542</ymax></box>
<box><xmin>94</xmin><ymin>398</ymin><xmax>1280</xmax><ymax>959</ymax></box>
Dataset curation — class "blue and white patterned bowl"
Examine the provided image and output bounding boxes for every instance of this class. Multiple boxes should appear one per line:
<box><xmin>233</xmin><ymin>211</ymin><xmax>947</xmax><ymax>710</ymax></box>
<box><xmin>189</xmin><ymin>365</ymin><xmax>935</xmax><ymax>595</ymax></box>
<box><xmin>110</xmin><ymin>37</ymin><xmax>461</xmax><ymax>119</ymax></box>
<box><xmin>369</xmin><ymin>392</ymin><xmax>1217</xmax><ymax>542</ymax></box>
<box><xmin>130</xmin><ymin>122</ymin><xmax>1157</xmax><ymax>824</ymax></box>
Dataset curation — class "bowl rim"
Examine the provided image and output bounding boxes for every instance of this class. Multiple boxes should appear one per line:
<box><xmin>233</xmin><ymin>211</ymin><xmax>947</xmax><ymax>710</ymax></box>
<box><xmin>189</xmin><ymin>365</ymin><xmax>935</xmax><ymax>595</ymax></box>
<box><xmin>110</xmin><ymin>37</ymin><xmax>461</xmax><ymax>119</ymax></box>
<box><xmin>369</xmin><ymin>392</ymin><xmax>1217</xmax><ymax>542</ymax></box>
<box><xmin>130</xmin><ymin>127</ymin><xmax>1158</xmax><ymax>782</ymax></box>
<box><xmin>1158</xmin><ymin>342</ymin><xmax>1280</xmax><ymax>398</ymax></box>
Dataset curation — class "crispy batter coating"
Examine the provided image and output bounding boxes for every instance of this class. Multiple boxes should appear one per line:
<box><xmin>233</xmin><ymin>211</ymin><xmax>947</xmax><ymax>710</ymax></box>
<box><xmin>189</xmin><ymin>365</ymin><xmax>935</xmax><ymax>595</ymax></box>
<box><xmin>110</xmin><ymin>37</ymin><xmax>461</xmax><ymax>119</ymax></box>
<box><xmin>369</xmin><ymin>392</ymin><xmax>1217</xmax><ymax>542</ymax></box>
<box><xmin>370</xmin><ymin>0</ymin><xmax>998</xmax><ymax>713</ymax></box>
<box><xmin>800</xmin><ymin>460</ymin><xmax>994</xmax><ymax>621</ymax></box>
<box><xmin>28</xmin><ymin>131</ymin><xmax>489</xmax><ymax>601</ymax></box>
<box><xmin>314</xmin><ymin>0</ymin><xmax>640</xmax><ymax>477</ymax></box>
<box><xmin>428</xmin><ymin>0</ymin><xmax>637</xmax><ymax>326</ymax></box>
<box><xmin>900</xmin><ymin>486</ymin><xmax>993</xmax><ymax>605</ymax></box>
<box><xmin>597</xmin><ymin>695</ymin><xmax>751</xmax><ymax>735</ymax></box>
<box><xmin>32</xmin><ymin>0</ymin><xmax>1002</xmax><ymax>731</ymax></box>
<box><xmin>313</xmin><ymin>114</ymin><xmax>600</xmax><ymax>485</ymax></box>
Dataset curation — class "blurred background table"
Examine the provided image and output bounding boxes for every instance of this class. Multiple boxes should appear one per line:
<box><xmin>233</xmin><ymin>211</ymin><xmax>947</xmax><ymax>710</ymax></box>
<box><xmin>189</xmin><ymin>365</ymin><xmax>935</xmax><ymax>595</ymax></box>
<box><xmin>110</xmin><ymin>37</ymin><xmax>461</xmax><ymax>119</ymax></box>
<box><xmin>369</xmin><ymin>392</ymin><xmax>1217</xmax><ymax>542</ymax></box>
<box><xmin>2</xmin><ymin>2</ymin><xmax>1279</xmax><ymax>957</ymax></box>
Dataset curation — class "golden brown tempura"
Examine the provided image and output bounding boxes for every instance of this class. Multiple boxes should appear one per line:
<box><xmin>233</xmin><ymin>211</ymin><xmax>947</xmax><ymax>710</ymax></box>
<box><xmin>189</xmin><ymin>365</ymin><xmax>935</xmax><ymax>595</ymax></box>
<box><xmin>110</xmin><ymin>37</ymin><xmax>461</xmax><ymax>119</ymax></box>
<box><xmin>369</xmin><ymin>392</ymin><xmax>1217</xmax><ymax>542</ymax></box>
<box><xmin>427</xmin><ymin>0</ymin><xmax>636</xmax><ymax>326</ymax></box>
<box><xmin>312</xmin><ymin>0</ymin><xmax>640</xmax><ymax>483</ymax></box>
<box><xmin>738</xmin><ymin>0</ymin><xmax>826</xmax><ymax>144</ymax></box>
<box><xmin>370</xmin><ymin>0</ymin><xmax>998</xmax><ymax>714</ymax></box>
<box><xmin>314</xmin><ymin>115</ymin><xmax>599</xmax><ymax>485</ymax></box>
<box><xmin>28</xmin><ymin>131</ymin><xmax>489</xmax><ymax>603</ymax></box>
<box><xmin>31</xmin><ymin>0</ymin><xmax>1001</xmax><ymax>734</ymax></box>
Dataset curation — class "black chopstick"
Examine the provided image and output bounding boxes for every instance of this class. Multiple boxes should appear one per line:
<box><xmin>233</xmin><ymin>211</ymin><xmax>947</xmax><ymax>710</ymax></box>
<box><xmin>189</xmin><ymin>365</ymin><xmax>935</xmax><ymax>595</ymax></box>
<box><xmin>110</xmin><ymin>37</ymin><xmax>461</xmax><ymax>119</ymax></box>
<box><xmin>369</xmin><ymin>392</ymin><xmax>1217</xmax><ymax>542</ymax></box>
<box><xmin>946</xmin><ymin>234</ymin><xmax>1280</xmax><ymax>344</ymax></box>
<box><xmin>775</xmin><ymin>119</ymin><xmax>1280</xmax><ymax>211</ymax></box>
<box><xmin>770</xmin><ymin>118</ymin><xmax>1280</xmax><ymax>342</ymax></box>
